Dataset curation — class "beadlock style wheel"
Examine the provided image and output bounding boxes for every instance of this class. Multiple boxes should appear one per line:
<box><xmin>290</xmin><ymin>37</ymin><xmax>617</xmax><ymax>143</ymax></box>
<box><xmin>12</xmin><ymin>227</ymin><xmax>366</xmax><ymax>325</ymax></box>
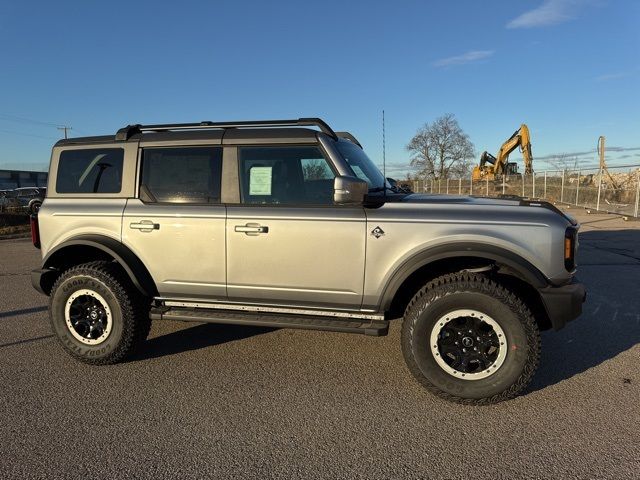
<box><xmin>65</xmin><ymin>289</ymin><xmax>113</xmax><ymax>345</ymax></box>
<box><xmin>49</xmin><ymin>261</ymin><xmax>152</xmax><ymax>364</ymax></box>
<box><xmin>430</xmin><ymin>309</ymin><xmax>507</xmax><ymax>380</ymax></box>
<box><xmin>401</xmin><ymin>272</ymin><xmax>541</xmax><ymax>404</ymax></box>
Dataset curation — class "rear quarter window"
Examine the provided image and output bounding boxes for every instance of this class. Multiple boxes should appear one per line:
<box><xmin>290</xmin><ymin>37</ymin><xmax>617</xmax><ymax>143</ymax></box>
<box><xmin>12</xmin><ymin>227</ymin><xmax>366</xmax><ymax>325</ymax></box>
<box><xmin>56</xmin><ymin>148</ymin><xmax>124</xmax><ymax>194</ymax></box>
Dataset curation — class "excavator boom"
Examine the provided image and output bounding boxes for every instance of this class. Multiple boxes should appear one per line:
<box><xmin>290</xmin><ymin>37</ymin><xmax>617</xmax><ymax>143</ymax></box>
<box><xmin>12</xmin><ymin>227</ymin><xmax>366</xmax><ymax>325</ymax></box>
<box><xmin>473</xmin><ymin>124</ymin><xmax>534</xmax><ymax>181</ymax></box>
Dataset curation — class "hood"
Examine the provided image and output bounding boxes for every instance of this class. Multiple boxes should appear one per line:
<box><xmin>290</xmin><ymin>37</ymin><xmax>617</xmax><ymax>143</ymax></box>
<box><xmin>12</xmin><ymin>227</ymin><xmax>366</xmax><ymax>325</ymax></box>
<box><xmin>401</xmin><ymin>193</ymin><xmax>522</xmax><ymax>207</ymax></box>
<box><xmin>399</xmin><ymin>193</ymin><xmax>577</xmax><ymax>225</ymax></box>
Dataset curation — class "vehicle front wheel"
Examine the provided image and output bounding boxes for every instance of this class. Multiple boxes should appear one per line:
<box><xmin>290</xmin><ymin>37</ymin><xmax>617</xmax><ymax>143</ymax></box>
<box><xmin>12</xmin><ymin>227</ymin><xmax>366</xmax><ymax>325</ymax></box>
<box><xmin>401</xmin><ymin>272</ymin><xmax>540</xmax><ymax>404</ymax></box>
<box><xmin>49</xmin><ymin>261</ymin><xmax>151</xmax><ymax>365</ymax></box>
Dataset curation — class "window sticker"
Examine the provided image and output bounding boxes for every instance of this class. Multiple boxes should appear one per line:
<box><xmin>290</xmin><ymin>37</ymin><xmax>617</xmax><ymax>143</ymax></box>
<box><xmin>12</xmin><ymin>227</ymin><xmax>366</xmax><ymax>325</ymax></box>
<box><xmin>249</xmin><ymin>166</ymin><xmax>272</xmax><ymax>195</ymax></box>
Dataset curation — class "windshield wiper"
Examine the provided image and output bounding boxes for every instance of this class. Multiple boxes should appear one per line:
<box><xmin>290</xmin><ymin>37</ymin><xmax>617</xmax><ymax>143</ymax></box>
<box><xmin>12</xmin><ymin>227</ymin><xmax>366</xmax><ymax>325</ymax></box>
<box><xmin>368</xmin><ymin>185</ymin><xmax>399</xmax><ymax>193</ymax></box>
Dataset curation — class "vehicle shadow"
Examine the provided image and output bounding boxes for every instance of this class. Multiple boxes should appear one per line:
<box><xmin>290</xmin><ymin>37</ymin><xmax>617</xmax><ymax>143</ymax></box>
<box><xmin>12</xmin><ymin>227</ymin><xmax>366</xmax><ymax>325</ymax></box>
<box><xmin>527</xmin><ymin>227</ymin><xmax>640</xmax><ymax>393</ymax></box>
<box><xmin>130</xmin><ymin>322</ymin><xmax>275</xmax><ymax>362</ymax></box>
<box><xmin>0</xmin><ymin>305</ymin><xmax>48</xmax><ymax>319</ymax></box>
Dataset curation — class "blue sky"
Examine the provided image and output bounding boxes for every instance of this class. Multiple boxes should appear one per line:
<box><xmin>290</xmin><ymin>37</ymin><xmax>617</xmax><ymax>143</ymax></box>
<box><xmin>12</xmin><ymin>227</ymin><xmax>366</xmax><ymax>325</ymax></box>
<box><xmin>0</xmin><ymin>0</ymin><xmax>638</xmax><ymax>176</ymax></box>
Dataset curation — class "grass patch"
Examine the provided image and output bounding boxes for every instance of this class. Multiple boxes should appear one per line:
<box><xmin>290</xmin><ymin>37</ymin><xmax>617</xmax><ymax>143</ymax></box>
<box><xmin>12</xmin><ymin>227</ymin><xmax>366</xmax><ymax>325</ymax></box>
<box><xmin>0</xmin><ymin>212</ymin><xmax>30</xmax><ymax>227</ymax></box>
<box><xmin>0</xmin><ymin>224</ymin><xmax>31</xmax><ymax>237</ymax></box>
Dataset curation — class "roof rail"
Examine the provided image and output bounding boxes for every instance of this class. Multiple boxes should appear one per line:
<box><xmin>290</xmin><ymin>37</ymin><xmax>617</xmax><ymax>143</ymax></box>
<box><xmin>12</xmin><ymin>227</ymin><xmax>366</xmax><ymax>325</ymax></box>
<box><xmin>335</xmin><ymin>131</ymin><xmax>362</xmax><ymax>148</ymax></box>
<box><xmin>115</xmin><ymin>118</ymin><xmax>337</xmax><ymax>141</ymax></box>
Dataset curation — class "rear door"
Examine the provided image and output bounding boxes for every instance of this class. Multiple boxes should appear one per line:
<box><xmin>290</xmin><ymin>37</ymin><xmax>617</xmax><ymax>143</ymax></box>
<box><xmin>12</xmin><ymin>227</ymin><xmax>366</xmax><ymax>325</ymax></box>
<box><xmin>226</xmin><ymin>145</ymin><xmax>367</xmax><ymax>309</ymax></box>
<box><xmin>122</xmin><ymin>145</ymin><xmax>226</xmax><ymax>300</ymax></box>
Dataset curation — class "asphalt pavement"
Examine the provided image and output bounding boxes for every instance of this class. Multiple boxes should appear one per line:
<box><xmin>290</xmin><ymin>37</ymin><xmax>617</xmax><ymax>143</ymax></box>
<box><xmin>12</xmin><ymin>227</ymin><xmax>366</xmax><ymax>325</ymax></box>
<box><xmin>0</xmin><ymin>209</ymin><xmax>638</xmax><ymax>479</ymax></box>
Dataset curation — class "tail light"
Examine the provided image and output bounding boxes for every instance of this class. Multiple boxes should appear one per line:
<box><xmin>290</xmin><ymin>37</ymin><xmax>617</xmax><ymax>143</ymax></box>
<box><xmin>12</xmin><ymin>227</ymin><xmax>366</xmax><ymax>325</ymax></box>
<box><xmin>30</xmin><ymin>214</ymin><xmax>41</xmax><ymax>249</ymax></box>
<box><xmin>564</xmin><ymin>227</ymin><xmax>577</xmax><ymax>271</ymax></box>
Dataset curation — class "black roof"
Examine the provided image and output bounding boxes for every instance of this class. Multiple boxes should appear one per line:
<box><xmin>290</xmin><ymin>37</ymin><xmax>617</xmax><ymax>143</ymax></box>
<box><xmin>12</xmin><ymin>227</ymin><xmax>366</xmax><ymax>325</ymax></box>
<box><xmin>54</xmin><ymin>118</ymin><xmax>339</xmax><ymax>147</ymax></box>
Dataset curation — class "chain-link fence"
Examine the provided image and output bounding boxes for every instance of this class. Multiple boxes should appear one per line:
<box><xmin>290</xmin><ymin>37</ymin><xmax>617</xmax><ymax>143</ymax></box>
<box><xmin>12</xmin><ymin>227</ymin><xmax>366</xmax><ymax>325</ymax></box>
<box><xmin>408</xmin><ymin>164</ymin><xmax>640</xmax><ymax>218</ymax></box>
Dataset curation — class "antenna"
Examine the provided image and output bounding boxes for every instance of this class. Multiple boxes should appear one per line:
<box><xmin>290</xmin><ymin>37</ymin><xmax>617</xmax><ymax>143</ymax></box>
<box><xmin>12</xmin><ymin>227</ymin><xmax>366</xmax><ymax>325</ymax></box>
<box><xmin>382</xmin><ymin>110</ymin><xmax>386</xmax><ymax>181</ymax></box>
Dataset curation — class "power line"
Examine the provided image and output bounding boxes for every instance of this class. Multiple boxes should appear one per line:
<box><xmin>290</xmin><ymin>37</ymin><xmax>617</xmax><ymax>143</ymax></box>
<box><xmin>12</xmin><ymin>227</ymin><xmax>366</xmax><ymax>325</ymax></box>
<box><xmin>0</xmin><ymin>113</ymin><xmax>64</xmax><ymax>128</ymax></box>
<box><xmin>0</xmin><ymin>128</ymin><xmax>59</xmax><ymax>140</ymax></box>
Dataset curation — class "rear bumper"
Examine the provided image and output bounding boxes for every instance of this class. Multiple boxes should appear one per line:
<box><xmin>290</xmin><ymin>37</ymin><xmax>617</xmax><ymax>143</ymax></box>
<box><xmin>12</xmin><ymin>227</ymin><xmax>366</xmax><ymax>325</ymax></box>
<box><xmin>537</xmin><ymin>278</ymin><xmax>586</xmax><ymax>330</ymax></box>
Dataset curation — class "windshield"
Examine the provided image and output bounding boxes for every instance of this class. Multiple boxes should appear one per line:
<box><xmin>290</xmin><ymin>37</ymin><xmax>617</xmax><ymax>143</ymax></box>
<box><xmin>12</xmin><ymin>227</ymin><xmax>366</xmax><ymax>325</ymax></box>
<box><xmin>336</xmin><ymin>141</ymin><xmax>387</xmax><ymax>191</ymax></box>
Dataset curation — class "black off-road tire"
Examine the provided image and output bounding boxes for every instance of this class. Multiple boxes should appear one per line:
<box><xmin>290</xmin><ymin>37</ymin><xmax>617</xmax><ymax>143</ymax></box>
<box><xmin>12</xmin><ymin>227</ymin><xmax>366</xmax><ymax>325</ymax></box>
<box><xmin>49</xmin><ymin>261</ymin><xmax>151</xmax><ymax>365</ymax></box>
<box><xmin>401</xmin><ymin>272</ymin><xmax>540</xmax><ymax>405</ymax></box>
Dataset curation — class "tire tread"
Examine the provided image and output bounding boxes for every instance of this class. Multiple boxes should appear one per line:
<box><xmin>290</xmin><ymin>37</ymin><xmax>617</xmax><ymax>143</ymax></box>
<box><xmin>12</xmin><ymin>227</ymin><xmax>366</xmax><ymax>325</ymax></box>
<box><xmin>49</xmin><ymin>261</ymin><xmax>151</xmax><ymax>365</ymax></box>
<box><xmin>401</xmin><ymin>272</ymin><xmax>541</xmax><ymax>405</ymax></box>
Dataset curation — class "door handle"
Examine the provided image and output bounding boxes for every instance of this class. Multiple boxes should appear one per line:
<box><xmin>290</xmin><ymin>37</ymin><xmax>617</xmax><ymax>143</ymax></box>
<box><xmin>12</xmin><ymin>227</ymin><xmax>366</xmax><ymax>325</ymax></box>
<box><xmin>130</xmin><ymin>220</ymin><xmax>160</xmax><ymax>232</ymax></box>
<box><xmin>234</xmin><ymin>223</ymin><xmax>269</xmax><ymax>235</ymax></box>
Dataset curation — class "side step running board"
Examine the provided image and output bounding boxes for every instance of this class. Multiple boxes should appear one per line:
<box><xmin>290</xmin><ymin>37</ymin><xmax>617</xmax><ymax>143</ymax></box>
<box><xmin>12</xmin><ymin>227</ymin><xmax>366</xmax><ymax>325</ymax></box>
<box><xmin>150</xmin><ymin>307</ymin><xmax>389</xmax><ymax>336</ymax></box>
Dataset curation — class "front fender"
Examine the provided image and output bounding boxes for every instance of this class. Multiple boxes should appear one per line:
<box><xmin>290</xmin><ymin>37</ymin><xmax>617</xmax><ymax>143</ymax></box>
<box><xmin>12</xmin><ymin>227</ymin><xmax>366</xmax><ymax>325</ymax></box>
<box><xmin>378</xmin><ymin>241</ymin><xmax>549</xmax><ymax>311</ymax></box>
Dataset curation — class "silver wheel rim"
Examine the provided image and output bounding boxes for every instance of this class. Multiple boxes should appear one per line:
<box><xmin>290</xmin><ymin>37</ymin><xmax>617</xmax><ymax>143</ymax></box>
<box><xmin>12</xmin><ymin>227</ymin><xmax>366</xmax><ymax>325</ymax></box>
<box><xmin>430</xmin><ymin>309</ymin><xmax>507</xmax><ymax>380</ymax></box>
<box><xmin>64</xmin><ymin>289</ymin><xmax>112</xmax><ymax>345</ymax></box>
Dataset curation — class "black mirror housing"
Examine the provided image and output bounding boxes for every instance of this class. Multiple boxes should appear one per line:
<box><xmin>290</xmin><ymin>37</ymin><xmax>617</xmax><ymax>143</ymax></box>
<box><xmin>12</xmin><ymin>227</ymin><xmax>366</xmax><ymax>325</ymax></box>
<box><xmin>334</xmin><ymin>176</ymin><xmax>368</xmax><ymax>205</ymax></box>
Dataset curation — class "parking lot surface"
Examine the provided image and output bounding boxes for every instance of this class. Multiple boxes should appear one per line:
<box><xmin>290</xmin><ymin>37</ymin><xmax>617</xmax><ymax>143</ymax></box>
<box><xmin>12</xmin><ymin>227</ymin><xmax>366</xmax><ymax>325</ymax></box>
<box><xmin>1</xmin><ymin>209</ymin><xmax>638</xmax><ymax>479</ymax></box>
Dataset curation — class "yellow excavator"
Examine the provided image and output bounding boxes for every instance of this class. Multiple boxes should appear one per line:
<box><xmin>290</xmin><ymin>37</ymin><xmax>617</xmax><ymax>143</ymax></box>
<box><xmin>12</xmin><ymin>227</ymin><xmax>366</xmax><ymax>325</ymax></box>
<box><xmin>472</xmin><ymin>124</ymin><xmax>533</xmax><ymax>181</ymax></box>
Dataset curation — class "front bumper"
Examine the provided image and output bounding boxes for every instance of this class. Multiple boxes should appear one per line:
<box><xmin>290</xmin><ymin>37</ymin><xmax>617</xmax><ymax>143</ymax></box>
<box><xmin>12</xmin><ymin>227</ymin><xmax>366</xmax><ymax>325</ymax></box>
<box><xmin>537</xmin><ymin>278</ymin><xmax>586</xmax><ymax>330</ymax></box>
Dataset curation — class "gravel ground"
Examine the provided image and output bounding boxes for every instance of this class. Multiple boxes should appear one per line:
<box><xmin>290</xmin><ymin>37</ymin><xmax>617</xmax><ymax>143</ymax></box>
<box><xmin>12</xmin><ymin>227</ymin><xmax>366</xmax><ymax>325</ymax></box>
<box><xmin>0</xmin><ymin>209</ymin><xmax>638</xmax><ymax>479</ymax></box>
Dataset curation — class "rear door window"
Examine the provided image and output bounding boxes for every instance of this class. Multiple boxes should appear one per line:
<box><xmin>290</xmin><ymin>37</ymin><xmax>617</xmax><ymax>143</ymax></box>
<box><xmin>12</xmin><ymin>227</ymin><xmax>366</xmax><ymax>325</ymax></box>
<box><xmin>140</xmin><ymin>147</ymin><xmax>222</xmax><ymax>204</ymax></box>
<box><xmin>56</xmin><ymin>148</ymin><xmax>124</xmax><ymax>194</ymax></box>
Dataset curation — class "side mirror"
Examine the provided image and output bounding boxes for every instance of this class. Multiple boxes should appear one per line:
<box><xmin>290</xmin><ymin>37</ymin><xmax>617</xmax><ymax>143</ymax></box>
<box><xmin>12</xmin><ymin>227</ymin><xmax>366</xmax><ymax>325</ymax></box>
<box><xmin>334</xmin><ymin>175</ymin><xmax>368</xmax><ymax>205</ymax></box>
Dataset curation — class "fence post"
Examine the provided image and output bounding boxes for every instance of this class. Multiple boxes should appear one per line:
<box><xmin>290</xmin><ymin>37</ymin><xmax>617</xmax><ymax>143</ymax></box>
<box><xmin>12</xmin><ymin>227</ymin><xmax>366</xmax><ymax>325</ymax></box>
<box><xmin>502</xmin><ymin>173</ymin><xmax>506</xmax><ymax>195</ymax></box>
<box><xmin>485</xmin><ymin>176</ymin><xmax>489</xmax><ymax>196</ymax></box>
<box><xmin>634</xmin><ymin>170</ymin><xmax>639</xmax><ymax>218</ymax></box>
<box><xmin>560</xmin><ymin>169</ymin><xmax>565</xmax><ymax>203</ymax></box>
<box><xmin>544</xmin><ymin>171</ymin><xmax>547</xmax><ymax>198</ymax></box>
<box><xmin>438</xmin><ymin>179</ymin><xmax>441</xmax><ymax>194</ymax></box>
<box><xmin>532</xmin><ymin>173</ymin><xmax>536</xmax><ymax>198</ymax></box>
<box><xmin>522</xmin><ymin>174</ymin><xmax>525</xmax><ymax>198</ymax></box>
<box><xmin>458</xmin><ymin>178</ymin><xmax>462</xmax><ymax>194</ymax></box>
<box><xmin>575</xmin><ymin>170</ymin><xmax>580</xmax><ymax>205</ymax></box>
<box><xmin>446</xmin><ymin>178</ymin><xmax>449</xmax><ymax>194</ymax></box>
<box><xmin>596</xmin><ymin>167</ymin><xmax>603</xmax><ymax>211</ymax></box>
<box><xmin>470</xmin><ymin>174</ymin><xmax>473</xmax><ymax>195</ymax></box>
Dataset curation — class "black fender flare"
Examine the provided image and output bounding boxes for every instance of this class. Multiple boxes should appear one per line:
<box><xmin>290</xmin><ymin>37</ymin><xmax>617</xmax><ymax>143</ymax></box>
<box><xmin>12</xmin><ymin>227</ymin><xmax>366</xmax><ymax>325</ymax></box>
<box><xmin>42</xmin><ymin>234</ymin><xmax>157</xmax><ymax>297</ymax></box>
<box><xmin>379</xmin><ymin>242</ymin><xmax>549</xmax><ymax>311</ymax></box>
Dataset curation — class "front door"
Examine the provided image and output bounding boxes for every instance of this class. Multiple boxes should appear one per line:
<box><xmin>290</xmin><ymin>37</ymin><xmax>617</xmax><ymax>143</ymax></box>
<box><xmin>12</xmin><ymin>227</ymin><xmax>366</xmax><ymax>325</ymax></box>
<box><xmin>226</xmin><ymin>145</ymin><xmax>366</xmax><ymax>309</ymax></box>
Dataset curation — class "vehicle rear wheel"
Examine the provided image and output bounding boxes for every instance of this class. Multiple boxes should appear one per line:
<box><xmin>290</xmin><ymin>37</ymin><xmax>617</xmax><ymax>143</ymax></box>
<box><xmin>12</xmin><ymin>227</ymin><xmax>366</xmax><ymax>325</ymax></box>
<box><xmin>401</xmin><ymin>272</ymin><xmax>540</xmax><ymax>404</ymax></box>
<box><xmin>49</xmin><ymin>261</ymin><xmax>151</xmax><ymax>364</ymax></box>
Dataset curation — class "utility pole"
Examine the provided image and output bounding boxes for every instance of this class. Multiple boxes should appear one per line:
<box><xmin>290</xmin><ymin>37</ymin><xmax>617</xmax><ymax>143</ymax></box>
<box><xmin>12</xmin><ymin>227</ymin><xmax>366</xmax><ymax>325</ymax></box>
<box><xmin>598</xmin><ymin>136</ymin><xmax>605</xmax><ymax>170</ymax></box>
<box><xmin>57</xmin><ymin>126</ymin><xmax>72</xmax><ymax>139</ymax></box>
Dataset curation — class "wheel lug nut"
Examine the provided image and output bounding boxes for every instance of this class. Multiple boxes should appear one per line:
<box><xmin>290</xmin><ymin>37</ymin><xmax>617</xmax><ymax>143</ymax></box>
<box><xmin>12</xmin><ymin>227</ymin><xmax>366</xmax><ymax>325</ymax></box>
<box><xmin>462</xmin><ymin>348</ymin><xmax>467</xmax><ymax>353</ymax></box>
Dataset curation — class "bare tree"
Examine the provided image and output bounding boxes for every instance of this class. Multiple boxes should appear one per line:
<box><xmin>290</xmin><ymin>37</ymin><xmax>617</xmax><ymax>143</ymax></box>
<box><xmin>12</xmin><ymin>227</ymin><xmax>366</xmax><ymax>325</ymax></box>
<box><xmin>406</xmin><ymin>114</ymin><xmax>475</xmax><ymax>180</ymax></box>
<box><xmin>302</xmin><ymin>159</ymin><xmax>330</xmax><ymax>180</ymax></box>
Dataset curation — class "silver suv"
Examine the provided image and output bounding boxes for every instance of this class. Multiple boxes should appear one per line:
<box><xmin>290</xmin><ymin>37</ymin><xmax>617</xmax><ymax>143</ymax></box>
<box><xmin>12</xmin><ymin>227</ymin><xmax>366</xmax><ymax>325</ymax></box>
<box><xmin>31</xmin><ymin>118</ymin><xmax>585</xmax><ymax>404</ymax></box>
